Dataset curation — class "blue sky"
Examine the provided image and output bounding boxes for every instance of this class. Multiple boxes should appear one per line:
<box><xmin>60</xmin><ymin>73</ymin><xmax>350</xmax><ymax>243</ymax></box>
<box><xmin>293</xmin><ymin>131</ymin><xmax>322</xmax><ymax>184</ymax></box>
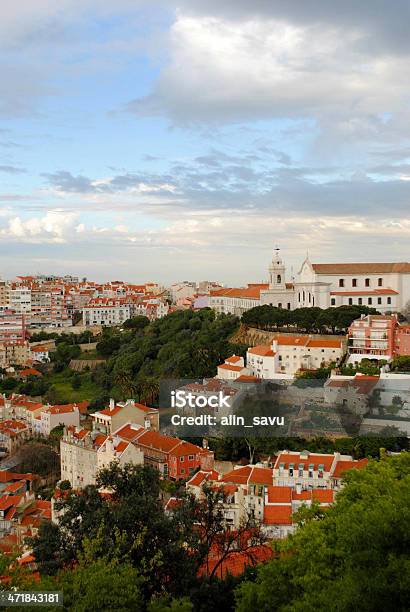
<box><xmin>1</xmin><ymin>1</ymin><xmax>410</xmax><ymax>284</ymax></box>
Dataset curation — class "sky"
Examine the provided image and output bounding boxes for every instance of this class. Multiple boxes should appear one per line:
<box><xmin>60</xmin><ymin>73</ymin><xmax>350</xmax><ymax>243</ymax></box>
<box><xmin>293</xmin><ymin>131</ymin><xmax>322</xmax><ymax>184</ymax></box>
<box><xmin>0</xmin><ymin>0</ymin><xmax>410</xmax><ymax>285</ymax></box>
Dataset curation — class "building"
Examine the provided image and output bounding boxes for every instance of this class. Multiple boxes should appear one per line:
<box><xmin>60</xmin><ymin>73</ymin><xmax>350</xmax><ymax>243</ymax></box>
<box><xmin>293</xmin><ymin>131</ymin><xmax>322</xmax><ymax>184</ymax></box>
<box><xmin>83</xmin><ymin>299</ymin><xmax>132</xmax><ymax>327</ymax></box>
<box><xmin>0</xmin><ymin>312</ymin><xmax>26</xmax><ymax>344</ymax></box>
<box><xmin>60</xmin><ymin>426</ymin><xmax>144</xmax><ymax>488</ymax></box>
<box><xmin>92</xmin><ymin>399</ymin><xmax>159</xmax><ymax>434</ymax></box>
<box><xmin>185</xmin><ymin>453</ymin><xmax>367</xmax><ymax>536</ymax></box>
<box><xmin>0</xmin><ymin>420</ymin><xmax>30</xmax><ymax>454</ymax></box>
<box><xmin>0</xmin><ymin>341</ymin><xmax>30</xmax><ymax>368</ymax></box>
<box><xmin>210</xmin><ymin>250</ymin><xmax>410</xmax><ymax>316</ymax></box>
<box><xmin>348</xmin><ymin>314</ymin><xmax>410</xmax><ymax>364</ymax></box>
<box><xmin>217</xmin><ymin>335</ymin><xmax>344</xmax><ymax>379</ymax></box>
<box><xmin>39</xmin><ymin>404</ymin><xmax>81</xmax><ymax>437</ymax></box>
<box><xmin>115</xmin><ymin>423</ymin><xmax>214</xmax><ymax>480</ymax></box>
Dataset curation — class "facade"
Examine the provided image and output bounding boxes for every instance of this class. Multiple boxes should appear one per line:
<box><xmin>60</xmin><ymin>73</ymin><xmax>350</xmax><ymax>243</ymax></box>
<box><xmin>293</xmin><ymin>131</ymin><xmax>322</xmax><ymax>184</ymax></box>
<box><xmin>92</xmin><ymin>399</ymin><xmax>159</xmax><ymax>434</ymax></box>
<box><xmin>83</xmin><ymin>300</ymin><xmax>131</xmax><ymax>326</ymax></box>
<box><xmin>39</xmin><ymin>404</ymin><xmax>81</xmax><ymax>437</ymax></box>
<box><xmin>347</xmin><ymin>314</ymin><xmax>410</xmax><ymax>364</ymax></box>
<box><xmin>210</xmin><ymin>251</ymin><xmax>410</xmax><ymax>316</ymax></box>
<box><xmin>0</xmin><ymin>312</ymin><xmax>26</xmax><ymax>344</ymax></box>
<box><xmin>0</xmin><ymin>341</ymin><xmax>30</xmax><ymax>368</ymax></box>
<box><xmin>218</xmin><ymin>335</ymin><xmax>344</xmax><ymax>379</ymax></box>
<box><xmin>60</xmin><ymin>426</ymin><xmax>144</xmax><ymax>488</ymax></box>
<box><xmin>186</xmin><ymin>453</ymin><xmax>366</xmax><ymax>536</ymax></box>
<box><xmin>115</xmin><ymin>423</ymin><xmax>214</xmax><ymax>480</ymax></box>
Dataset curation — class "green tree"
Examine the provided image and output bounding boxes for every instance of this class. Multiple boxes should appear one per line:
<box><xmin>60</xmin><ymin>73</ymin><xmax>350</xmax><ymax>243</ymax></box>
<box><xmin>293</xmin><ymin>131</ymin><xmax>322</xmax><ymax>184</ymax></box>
<box><xmin>235</xmin><ymin>453</ymin><xmax>410</xmax><ymax>612</ymax></box>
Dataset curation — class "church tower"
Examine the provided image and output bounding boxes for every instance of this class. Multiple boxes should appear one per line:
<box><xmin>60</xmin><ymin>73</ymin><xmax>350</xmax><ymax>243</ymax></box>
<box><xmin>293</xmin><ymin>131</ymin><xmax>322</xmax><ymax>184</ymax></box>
<box><xmin>269</xmin><ymin>248</ymin><xmax>286</xmax><ymax>291</ymax></box>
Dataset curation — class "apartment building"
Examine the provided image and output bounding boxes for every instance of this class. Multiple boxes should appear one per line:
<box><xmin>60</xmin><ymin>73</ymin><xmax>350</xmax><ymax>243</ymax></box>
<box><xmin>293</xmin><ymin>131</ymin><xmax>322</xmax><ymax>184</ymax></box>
<box><xmin>92</xmin><ymin>400</ymin><xmax>159</xmax><ymax>435</ymax></box>
<box><xmin>217</xmin><ymin>335</ymin><xmax>344</xmax><ymax>380</ymax></box>
<box><xmin>115</xmin><ymin>423</ymin><xmax>214</xmax><ymax>479</ymax></box>
<box><xmin>82</xmin><ymin>299</ymin><xmax>131</xmax><ymax>326</ymax></box>
<box><xmin>60</xmin><ymin>426</ymin><xmax>144</xmax><ymax>488</ymax></box>
<box><xmin>39</xmin><ymin>404</ymin><xmax>81</xmax><ymax>437</ymax></box>
<box><xmin>348</xmin><ymin>314</ymin><xmax>410</xmax><ymax>364</ymax></box>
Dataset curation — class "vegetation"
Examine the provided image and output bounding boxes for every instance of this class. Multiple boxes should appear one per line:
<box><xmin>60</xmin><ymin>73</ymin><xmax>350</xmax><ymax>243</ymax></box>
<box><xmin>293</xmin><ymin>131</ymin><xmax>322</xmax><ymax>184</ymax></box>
<box><xmin>235</xmin><ymin>452</ymin><xmax>410</xmax><ymax>612</ymax></box>
<box><xmin>241</xmin><ymin>304</ymin><xmax>378</xmax><ymax>334</ymax></box>
<box><xmin>30</xmin><ymin>463</ymin><xmax>264</xmax><ymax>611</ymax></box>
<box><xmin>18</xmin><ymin>441</ymin><xmax>60</xmax><ymax>478</ymax></box>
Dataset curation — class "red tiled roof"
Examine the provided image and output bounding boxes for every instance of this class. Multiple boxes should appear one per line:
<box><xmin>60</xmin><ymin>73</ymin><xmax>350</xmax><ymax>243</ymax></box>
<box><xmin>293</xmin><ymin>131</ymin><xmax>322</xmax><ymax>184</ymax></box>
<box><xmin>275</xmin><ymin>452</ymin><xmax>335</xmax><ymax>471</ymax></box>
<box><xmin>266</xmin><ymin>486</ymin><xmax>292</xmax><ymax>503</ymax></box>
<box><xmin>312</xmin><ymin>262</ymin><xmax>410</xmax><ymax>274</ymax></box>
<box><xmin>332</xmin><ymin>458</ymin><xmax>368</xmax><ymax>478</ymax></box>
<box><xmin>248</xmin><ymin>345</ymin><xmax>275</xmax><ymax>357</ymax></box>
<box><xmin>217</xmin><ymin>363</ymin><xmax>243</xmax><ymax>372</ymax></box>
<box><xmin>263</xmin><ymin>505</ymin><xmax>293</xmax><ymax>525</ymax></box>
<box><xmin>201</xmin><ymin>545</ymin><xmax>273</xmax><ymax>579</ymax></box>
<box><xmin>331</xmin><ymin>289</ymin><xmax>398</xmax><ymax>296</ymax></box>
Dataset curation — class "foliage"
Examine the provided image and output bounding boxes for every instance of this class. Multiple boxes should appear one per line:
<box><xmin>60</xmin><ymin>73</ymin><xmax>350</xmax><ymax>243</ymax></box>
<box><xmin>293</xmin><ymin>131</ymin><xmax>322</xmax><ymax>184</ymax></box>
<box><xmin>123</xmin><ymin>316</ymin><xmax>150</xmax><ymax>330</ymax></box>
<box><xmin>391</xmin><ymin>355</ymin><xmax>410</xmax><ymax>372</ymax></box>
<box><xmin>241</xmin><ymin>304</ymin><xmax>378</xmax><ymax>333</ymax></box>
<box><xmin>18</xmin><ymin>442</ymin><xmax>60</xmax><ymax>477</ymax></box>
<box><xmin>235</xmin><ymin>453</ymin><xmax>410</xmax><ymax>612</ymax></box>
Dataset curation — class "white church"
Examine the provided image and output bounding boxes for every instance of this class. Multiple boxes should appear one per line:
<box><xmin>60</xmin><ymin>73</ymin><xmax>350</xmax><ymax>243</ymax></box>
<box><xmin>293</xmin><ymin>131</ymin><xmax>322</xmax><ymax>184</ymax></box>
<box><xmin>210</xmin><ymin>249</ymin><xmax>410</xmax><ymax>316</ymax></box>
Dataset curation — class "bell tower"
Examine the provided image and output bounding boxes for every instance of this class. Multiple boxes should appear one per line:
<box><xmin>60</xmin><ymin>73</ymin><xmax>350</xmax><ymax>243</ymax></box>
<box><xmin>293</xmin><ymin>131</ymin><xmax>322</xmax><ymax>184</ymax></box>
<box><xmin>269</xmin><ymin>247</ymin><xmax>286</xmax><ymax>290</ymax></box>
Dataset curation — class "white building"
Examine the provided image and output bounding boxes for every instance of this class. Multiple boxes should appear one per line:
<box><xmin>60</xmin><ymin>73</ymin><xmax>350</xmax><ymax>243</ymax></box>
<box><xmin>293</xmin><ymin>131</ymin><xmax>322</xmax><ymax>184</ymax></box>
<box><xmin>60</xmin><ymin>426</ymin><xmax>144</xmax><ymax>488</ymax></box>
<box><xmin>210</xmin><ymin>250</ymin><xmax>410</xmax><ymax>316</ymax></box>
<box><xmin>39</xmin><ymin>404</ymin><xmax>81</xmax><ymax>437</ymax></box>
<box><xmin>217</xmin><ymin>335</ymin><xmax>344</xmax><ymax>379</ymax></box>
<box><xmin>83</xmin><ymin>302</ymin><xmax>131</xmax><ymax>326</ymax></box>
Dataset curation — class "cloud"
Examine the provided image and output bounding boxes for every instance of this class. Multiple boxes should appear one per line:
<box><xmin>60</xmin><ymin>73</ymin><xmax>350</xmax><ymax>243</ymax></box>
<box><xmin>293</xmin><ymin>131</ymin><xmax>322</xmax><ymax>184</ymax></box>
<box><xmin>0</xmin><ymin>210</ymin><xmax>79</xmax><ymax>243</ymax></box>
<box><xmin>0</xmin><ymin>165</ymin><xmax>26</xmax><ymax>174</ymax></box>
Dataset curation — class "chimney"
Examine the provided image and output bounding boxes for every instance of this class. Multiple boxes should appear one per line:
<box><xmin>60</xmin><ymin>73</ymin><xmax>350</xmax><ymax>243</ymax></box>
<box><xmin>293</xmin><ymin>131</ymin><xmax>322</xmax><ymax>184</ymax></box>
<box><xmin>109</xmin><ymin>398</ymin><xmax>115</xmax><ymax>410</ymax></box>
<box><xmin>144</xmin><ymin>418</ymin><xmax>151</xmax><ymax>429</ymax></box>
<box><xmin>202</xmin><ymin>438</ymin><xmax>208</xmax><ymax>449</ymax></box>
<box><xmin>296</xmin><ymin>483</ymin><xmax>302</xmax><ymax>494</ymax></box>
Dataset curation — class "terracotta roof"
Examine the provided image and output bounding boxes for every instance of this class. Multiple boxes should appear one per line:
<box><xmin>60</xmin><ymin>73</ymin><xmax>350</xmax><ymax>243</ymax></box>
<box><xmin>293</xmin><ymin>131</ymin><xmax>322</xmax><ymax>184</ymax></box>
<box><xmin>248</xmin><ymin>344</ymin><xmax>275</xmax><ymax>357</ymax></box>
<box><xmin>218</xmin><ymin>363</ymin><xmax>243</xmax><ymax>372</ymax></box>
<box><xmin>266</xmin><ymin>486</ymin><xmax>292</xmax><ymax>503</ymax></box>
<box><xmin>312</xmin><ymin>262</ymin><xmax>410</xmax><ymax>274</ymax></box>
<box><xmin>210</xmin><ymin>285</ymin><xmax>268</xmax><ymax>299</ymax></box>
<box><xmin>275</xmin><ymin>452</ymin><xmax>335</xmax><ymax>471</ymax></box>
<box><xmin>263</xmin><ymin>505</ymin><xmax>293</xmax><ymax>525</ymax></box>
<box><xmin>225</xmin><ymin>355</ymin><xmax>242</xmax><ymax>364</ymax></box>
<box><xmin>200</xmin><ymin>545</ymin><xmax>273</xmax><ymax>579</ymax></box>
<box><xmin>331</xmin><ymin>289</ymin><xmax>398</xmax><ymax>296</ymax></box>
<box><xmin>170</xmin><ymin>440</ymin><xmax>202</xmax><ymax>457</ymax></box>
<box><xmin>332</xmin><ymin>458</ymin><xmax>368</xmax><ymax>478</ymax></box>
<box><xmin>187</xmin><ymin>469</ymin><xmax>220</xmax><ymax>487</ymax></box>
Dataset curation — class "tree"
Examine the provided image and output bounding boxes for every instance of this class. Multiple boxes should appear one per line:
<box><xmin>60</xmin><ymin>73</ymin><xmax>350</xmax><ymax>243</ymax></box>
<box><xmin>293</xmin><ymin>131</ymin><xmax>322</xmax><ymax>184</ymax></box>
<box><xmin>123</xmin><ymin>316</ymin><xmax>150</xmax><ymax>330</ymax></box>
<box><xmin>235</xmin><ymin>453</ymin><xmax>410</xmax><ymax>612</ymax></box>
<box><xmin>18</xmin><ymin>442</ymin><xmax>60</xmax><ymax>478</ymax></box>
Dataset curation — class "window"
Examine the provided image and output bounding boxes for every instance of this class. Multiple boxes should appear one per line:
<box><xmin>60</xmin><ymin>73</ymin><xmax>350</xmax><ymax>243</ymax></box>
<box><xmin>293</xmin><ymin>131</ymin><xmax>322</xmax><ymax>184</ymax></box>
<box><xmin>287</xmin><ymin>303</ymin><xmax>291</xmax><ymax>310</ymax></box>
<box><xmin>378</xmin><ymin>278</ymin><xmax>383</xmax><ymax>287</ymax></box>
<box><xmin>277</xmin><ymin>275</ymin><xmax>281</xmax><ymax>284</ymax></box>
<box><xmin>368</xmin><ymin>297</ymin><xmax>372</xmax><ymax>305</ymax></box>
<box><xmin>298</xmin><ymin>464</ymin><xmax>304</xmax><ymax>477</ymax></box>
<box><xmin>180</xmin><ymin>468</ymin><xmax>185</xmax><ymax>474</ymax></box>
<box><xmin>289</xmin><ymin>463</ymin><xmax>294</xmax><ymax>477</ymax></box>
<box><xmin>352</xmin><ymin>278</ymin><xmax>357</xmax><ymax>287</ymax></box>
<box><xmin>387</xmin><ymin>297</ymin><xmax>392</xmax><ymax>305</ymax></box>
<box><xmin>318</xmin><ymin>464</ymin><xmax>324</xmax><ymax>479</ymax></box>
<box><xmin>365</xmin><ymin>278</ymin><xmax>370</xmax><ymax>287</ymax></box>
<box><xmin>308</xmin><ymin>464</ymin><xmax>314</xmax><ymax>478</ymax></box>
<box><xmin>339</xmin><ymin>279</ymin><xmax>344</xmax><ymax>287</ymax></box>
<box><xmin>358</xmin><ymin>298</ymin><xmax>363</xmax><ymax>305</ymax></box>
<box><xmin>188</xmin><ymin>455</ymin><xmax>194</xmax><ymax>461</ymax></box>
<box><xmin>378</xmin><ymin>297</ymin><xmax>382</xmax><ymax>305</ymax></box>
<box><xmin>180</xmin><ymin>456</ymin><xmax>184</xmax><ymax>462</ymax></box>
<box><xmin>278</xmin><ymin>303</ymin><xmax>282</xmax><ymax>308</ymax></box>
<box><xmin>348</xmin><ymin>298</ymin><xmax>353</xmax><ymax>305</ymax></box>
<box><xmin>331</xmin><ymin>298</ymin><xmax>336</xmax><ymax>306</ymax></box>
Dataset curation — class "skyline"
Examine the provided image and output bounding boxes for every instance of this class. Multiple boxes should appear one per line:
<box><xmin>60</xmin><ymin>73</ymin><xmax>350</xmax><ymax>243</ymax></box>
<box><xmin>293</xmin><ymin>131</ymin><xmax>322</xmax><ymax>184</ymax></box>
<box><xmin>1</xmin><ymin>1</ymin><xmax>410</xmax><ymax>283</ymax></box>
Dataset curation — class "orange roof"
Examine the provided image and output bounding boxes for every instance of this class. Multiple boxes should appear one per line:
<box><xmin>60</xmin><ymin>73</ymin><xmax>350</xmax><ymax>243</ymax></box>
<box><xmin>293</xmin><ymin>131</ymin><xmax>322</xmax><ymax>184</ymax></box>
<box><xmin>225</xmin><ymin>355</ymin><xmax>242</xmax><ymax>364</ymax></box>
<box><xmin>170</xmin><ymin>440</ymin><xmax>202</xmax><ymax>457</ymax></box>
<box><xmin>248</xmin><ymin>344</ymin><xmax>275</xmax><ymax>357</ymax></box>
<box><xmin>263</xmin><ymin>505</ymin><xmax>293</xmax><ymax>525</ymax></box>
<box><xmin>275</xmin><ymin>452</ymin><xmax>335</xmax><ymax>471</ymax></box>
<box><xmin>114</xmin><ymin>423</ymin><xmax>144</xmax><ymax>441</ymax></box>
<box><xmin>201</xmin><ymin>545</ymin><xmax>273</xmax><ymax>579</ymax></box>
<box><xmin>312</xmin><ymin>262</ymin><xmax>410</xmax><ymax>274</ymax></box>
<box><xmin>312</xmin><ymin>489</ymin><xmax>335</xmax><ymax>503</ymax></box>
<box><xmin>136</xmin><ymin>430</ymin><xmax>181</xmax><ymax>453</ymax></box>
<box><xmin>210</xmin><ymin>285</ymin><xmax>268</xmax><ymax>299</ymax></box>
<box><xmin>187</xmin><ymin>469</ymin><xmax>220</xmax><ymax>487</ymax></box>
<box><xmin>266</xmin><ymin>486</ymin><xmax>292</xmax><ymax>503</ymax></box>
<box><xmin>218</xmin><ymin>363</ymin><xmax>243</xmax><ymax>372</ymax></box>
<box><xmin>20</xmin><ymin>368</ymin><xmax>41</xmax><ymax>376</ymax></box>
<box><xmin>46</xmin><ymin>404</ymin><xmax>79</xmax><ymax>415</ymax></box>
<box><xmin>306</xmin><ymin>338</ymin><xmax>343</xmax><ymax>348</ymax></box>
<box><xmin>235</xmin><ymin>375</ymin><xmax>261</xmax><ymax>383</ymax></box>
<box><xmin>221</xmin><ymin>466</ymin><xmax>252</xmax><ymax>485</ymax></box>
<box><xmin>249</xmin><ymin>467</ymin><xmax>274</xmax><ymax>486</ymax></box>
<box><xmin>222</xmin><ymin>466</ymin><xmax>273</xmax><ymax>486</ymax></box>
<box><xmin>332</xmin><ymin>458</ymin><xmax>368</xmax><ymax>478</ymax></box>
<box><xmin>331</xmin><ymin>289</ymin><xmax>398</xmax><ymax>296</ymax></box>
<box><xmin>114</xmin><ymin>441</ymin><xmax>128</xmax><ymax>453</ymax></box>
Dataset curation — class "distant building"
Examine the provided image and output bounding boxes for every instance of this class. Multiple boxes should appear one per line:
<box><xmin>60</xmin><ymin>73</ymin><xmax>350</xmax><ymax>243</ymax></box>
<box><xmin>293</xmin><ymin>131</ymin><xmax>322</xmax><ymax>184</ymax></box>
<box><xmin>210</xmin><ymin>250</ymin><xmax>410</xmax><ymax>316</ymax></box>
<box><xmin>60</xmin><ymin>426</ymin><xmax>144</xmax><ymax>488</ymax></box>
<box><xmin>92</xmin><ymin>399</ymin><xmax>159</xmax><ymax>435</ymax></box>
<box><xmin>347</xmin><ymin>314</ymin><xmax>410</xmax><ymax>364</ymax></box>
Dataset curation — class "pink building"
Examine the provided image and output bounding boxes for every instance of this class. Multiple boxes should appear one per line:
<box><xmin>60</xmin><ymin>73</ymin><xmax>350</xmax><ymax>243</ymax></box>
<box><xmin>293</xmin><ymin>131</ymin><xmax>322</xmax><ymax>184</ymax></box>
<box><xmin>348</xmin><ymin>314</ymin><xmax>410</xmax><ymax>364</ymax></box>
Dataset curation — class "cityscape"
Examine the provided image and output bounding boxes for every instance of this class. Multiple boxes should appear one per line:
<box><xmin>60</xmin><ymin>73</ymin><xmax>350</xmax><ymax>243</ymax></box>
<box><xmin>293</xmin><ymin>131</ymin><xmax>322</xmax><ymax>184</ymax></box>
<box><xmin>1</xmin><ymin>0</ymin><xmax>410</xmax><ymax>610</ymax></box>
